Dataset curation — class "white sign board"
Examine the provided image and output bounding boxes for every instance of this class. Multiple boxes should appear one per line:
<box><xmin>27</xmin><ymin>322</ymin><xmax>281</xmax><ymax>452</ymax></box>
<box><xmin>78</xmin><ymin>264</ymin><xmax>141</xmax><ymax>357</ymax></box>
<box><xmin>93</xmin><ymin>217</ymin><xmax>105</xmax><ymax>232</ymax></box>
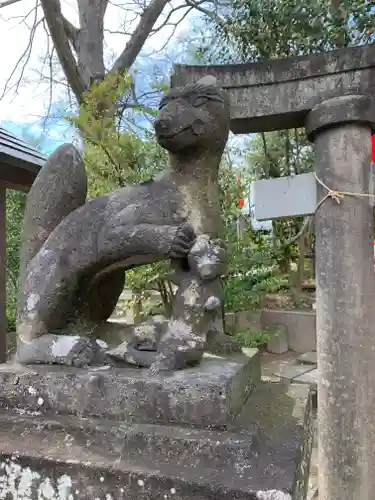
<box><xmin>248</xmin><ymin>183</ymin><xmax>273</xmax><ymax>230</ymax></box>
<box><xmin>253</xmin><ymin>173</ymin><xmax>317</xmax><ymax>221</ymax></box>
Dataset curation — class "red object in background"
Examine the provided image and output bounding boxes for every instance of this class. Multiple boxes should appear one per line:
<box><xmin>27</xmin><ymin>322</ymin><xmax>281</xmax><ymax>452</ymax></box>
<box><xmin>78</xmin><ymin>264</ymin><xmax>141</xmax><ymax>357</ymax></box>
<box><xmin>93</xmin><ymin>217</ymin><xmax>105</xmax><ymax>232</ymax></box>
<box><xmin>236</xmin><ymin>177</ymin><xmax>245</xmax><ymax>208</ymax></box>
<box><xmin>372</xmin><ymin>134</ymin><xmax>375</xmax><ymax>163</ymax></box>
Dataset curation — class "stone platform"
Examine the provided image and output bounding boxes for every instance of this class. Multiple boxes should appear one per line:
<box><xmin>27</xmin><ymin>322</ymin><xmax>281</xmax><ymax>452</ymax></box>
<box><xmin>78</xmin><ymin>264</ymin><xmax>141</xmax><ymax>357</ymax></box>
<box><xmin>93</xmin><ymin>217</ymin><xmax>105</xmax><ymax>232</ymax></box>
<box><xmin>0</xmin><ymin>349</ymin><xmax>260</xmax><ymax>427</ymax></box>
<box><xmin>0</xmin><ymin>349</ymin><xmax>314</xmax><ymax>499</ymax></box>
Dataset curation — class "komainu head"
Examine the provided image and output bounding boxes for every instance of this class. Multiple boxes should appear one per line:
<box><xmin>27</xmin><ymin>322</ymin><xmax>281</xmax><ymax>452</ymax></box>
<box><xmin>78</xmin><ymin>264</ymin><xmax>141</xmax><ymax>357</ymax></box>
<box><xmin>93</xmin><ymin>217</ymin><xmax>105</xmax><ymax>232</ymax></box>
<box><xmin>154</xmin><ymin>76</ymin><xmax>230</xmax><ymax>154</ymax></box>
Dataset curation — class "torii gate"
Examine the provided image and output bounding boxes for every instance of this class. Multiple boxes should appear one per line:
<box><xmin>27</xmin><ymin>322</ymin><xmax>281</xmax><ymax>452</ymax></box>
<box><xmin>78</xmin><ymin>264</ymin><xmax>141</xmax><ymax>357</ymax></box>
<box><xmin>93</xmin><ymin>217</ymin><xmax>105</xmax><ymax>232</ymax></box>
<box><xmin>0</xmin><ymin>126</ymin><xmax>44</xmax><ymax>362</ymax></box>
<box><xmin>174</xmin><ymin>44</ymin><xmax>375</xmax><ymax>500</ymax></box>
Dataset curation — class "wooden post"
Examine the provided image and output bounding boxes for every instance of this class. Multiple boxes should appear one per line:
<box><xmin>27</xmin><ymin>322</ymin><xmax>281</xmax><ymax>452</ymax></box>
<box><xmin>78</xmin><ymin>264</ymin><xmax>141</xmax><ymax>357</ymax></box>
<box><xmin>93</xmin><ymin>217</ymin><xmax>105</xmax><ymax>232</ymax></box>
<box><xmin>306</xmin><ymin>95</ymin><xmax>375</xmax><ymax>500</ymax></box>
<box><xmin>0</xmin><ymin>183</ymin><xmax>6</xmax><ymax>362</ymax></box>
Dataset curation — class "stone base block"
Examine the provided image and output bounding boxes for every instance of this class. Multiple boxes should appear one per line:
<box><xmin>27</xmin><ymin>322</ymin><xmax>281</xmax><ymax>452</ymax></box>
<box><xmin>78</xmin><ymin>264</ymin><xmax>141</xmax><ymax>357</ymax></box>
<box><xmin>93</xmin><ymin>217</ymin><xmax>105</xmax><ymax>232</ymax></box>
<box><xmin>0</xmin><ymin>382</ymin><xmax>314</xmax><ymax>500</ymax></box>
<box><xmin>0</xmin><ymin>349</ymin><xmax>260</xmax><ymax>427</ymax></box>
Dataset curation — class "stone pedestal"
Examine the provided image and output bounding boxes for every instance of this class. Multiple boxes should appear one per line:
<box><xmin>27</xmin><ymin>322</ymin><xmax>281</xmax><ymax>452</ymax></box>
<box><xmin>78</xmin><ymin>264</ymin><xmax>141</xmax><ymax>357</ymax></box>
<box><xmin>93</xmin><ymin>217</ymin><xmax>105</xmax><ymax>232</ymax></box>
<box><xmin>0</xmin><ymin>349</ymin><xmax>314</xmax><ymax>500</ymax></box>
<box><xmin>306</xmin><ymin>95</ymin><xmax>375</xmax><ymax>500</ymax></box>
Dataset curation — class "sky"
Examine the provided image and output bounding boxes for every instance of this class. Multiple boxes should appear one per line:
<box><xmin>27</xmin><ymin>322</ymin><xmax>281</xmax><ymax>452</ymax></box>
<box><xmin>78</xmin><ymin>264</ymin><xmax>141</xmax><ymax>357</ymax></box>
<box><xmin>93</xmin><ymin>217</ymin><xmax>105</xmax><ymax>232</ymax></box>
<box><xmin>0</xmin><ymin>0</ymin><xmax>196</xmax><ymax>152</ymax></box>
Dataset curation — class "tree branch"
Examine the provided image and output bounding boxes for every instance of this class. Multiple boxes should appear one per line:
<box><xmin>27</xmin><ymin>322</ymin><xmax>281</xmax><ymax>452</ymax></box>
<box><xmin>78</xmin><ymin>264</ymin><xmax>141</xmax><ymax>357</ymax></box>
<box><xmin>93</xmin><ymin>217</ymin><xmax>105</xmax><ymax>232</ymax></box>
<box><xmin>110</xmin><ymin>0</ymin><xmax>169</xmax><ymax>75</ymax></box>
<box><xmin>61</xmin><ymin>15</ymin><xmax>79</xmax><ymax>49</ymax></box>
<box><xmin>40</xmin><ymin>0</ymin><xmax>87</xmax><ymax>102</ymax></box>
<box><xmin>0</xmin><ymin>3</ymin><xmax>42</xmax><ymax>101</ymax></box>
<box><xmin>184</xmin><ymin>0</ymin><xmax>225</xmax><ymax>28</ymax></box>
<box><xmin>0</xmin><ymin>0</ymin><xmax>22</xmax><ymax>8</ymax></box>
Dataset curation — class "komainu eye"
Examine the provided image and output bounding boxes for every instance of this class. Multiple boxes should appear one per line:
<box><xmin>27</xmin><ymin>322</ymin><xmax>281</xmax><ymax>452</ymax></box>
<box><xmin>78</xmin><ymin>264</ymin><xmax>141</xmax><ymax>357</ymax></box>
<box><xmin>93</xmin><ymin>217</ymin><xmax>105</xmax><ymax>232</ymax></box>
<box><xmin>194</xmin><ymin>96</ymin><xmax>210</xmax><ymax>107</ymax></box>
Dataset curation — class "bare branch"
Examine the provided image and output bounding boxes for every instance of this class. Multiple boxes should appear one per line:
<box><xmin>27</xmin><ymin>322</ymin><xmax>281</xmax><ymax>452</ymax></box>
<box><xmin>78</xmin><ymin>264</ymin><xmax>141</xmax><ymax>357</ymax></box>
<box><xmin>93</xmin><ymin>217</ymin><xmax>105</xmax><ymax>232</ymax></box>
<box><xmin>149</xmin><ymin>6</ymin><xmax>193</xmax><ymax>54</ymax></box>
<box><xmin>110</xmin><ymin>0</ymin><xmax>169</xmax><ymax>75</ymax></box>
<box><xmin>0</xmin><ymin>0</ymin><xmax>22</xmax><ymax>8</ymax></box>
<box><xmin>150</xmin><ymin>3</ymin><xmax>188</xmax><ymax>33</ymax></box>
<box><xmin>1</xmin><ymin>3</ymin><xmax>37</xmax><ymax>26</ymax></box>
<box><xmin>40</xmin><ymin>0</ymin><xmax>87</xmax><ymax>102</ymax></box>
<box><xmin>184</xmin><ymin>0</ymin><xmax>225</xmax><ymax>27</ymax></box>
<box><xmin>0</xmin><ymin>3</ymin><xmax>42</xmax><ymax>100</ymax></box>
<box><xmin>41</xmin><ymin>18</ymin><xmax>54</xmax><ymax>130</ymax></box>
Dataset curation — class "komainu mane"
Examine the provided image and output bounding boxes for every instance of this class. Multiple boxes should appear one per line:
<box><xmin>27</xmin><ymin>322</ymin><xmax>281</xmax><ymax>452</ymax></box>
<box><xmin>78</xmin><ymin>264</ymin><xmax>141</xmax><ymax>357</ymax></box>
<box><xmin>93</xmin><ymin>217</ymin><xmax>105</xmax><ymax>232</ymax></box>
<box><xmin>16</xmin><ymin>75</ymin><xmax>239</xmax><ymax>371</ymax></box>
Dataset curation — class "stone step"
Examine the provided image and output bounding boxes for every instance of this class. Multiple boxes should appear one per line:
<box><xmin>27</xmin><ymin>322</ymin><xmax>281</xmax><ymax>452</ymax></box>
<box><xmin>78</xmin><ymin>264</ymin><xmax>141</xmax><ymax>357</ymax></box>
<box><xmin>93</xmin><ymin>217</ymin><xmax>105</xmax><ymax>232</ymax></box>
<box><xmin>0</xmin><ymin>349</ymin><xmax>261</xmax><ymax>428</ymax></box>
<box><xmin>0</xmin><ymin>409</ymin><xmax>297</xmax><ymax>500</ymax></box>
<box><xmin>0</xmin><ymin>381</ymin><xmax>314</xmax><ymax>500</ymax></box>
<box><xmin>0</xmin><ymin>411</ymin><xmax>259</xmax><ymax>474</ymax></box>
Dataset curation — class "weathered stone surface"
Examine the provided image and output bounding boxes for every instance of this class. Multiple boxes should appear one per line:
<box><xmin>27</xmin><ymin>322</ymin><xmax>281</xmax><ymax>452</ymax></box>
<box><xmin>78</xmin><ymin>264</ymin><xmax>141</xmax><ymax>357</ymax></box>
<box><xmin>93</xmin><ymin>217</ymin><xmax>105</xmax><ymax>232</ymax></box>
<box><xmin>263</xmin><ymin>358</ymin><xmax>315</xmax><ymax>382</ymax></box>
<box><xmin>235</xmin><ymin>382</ymin><xmax>315</xmax><ymax>500</ymax></box>
<box><xmin>305</xmin><ymin>94</ymin><xmax>375</xmax><ymax>140</ymax></box>
<box><xmin>266</xmin><ymin>325</ymin><xmax>289</xmax><ymax>354</ymax></box>
<box><xmin>16</xmin><ymin>77</ymin><xmax>233</xmax><ymax>370</ymax></box>
<box><xmin>308</xmin><ymin>98</ymin><xmax>375</xmax><ymax>500</ymax></box>
<box><xmin>173</xmin><ymin>44</ymin><xmax>375</xmax><ymax>134</ymax></box>
<box><xmin>0</xmin><ymin>381</ymin><xmax>313</xmax><ymax>500</ymax></box>
<box><xmin>0</xmin><ymin>349</ymin><xmax>260</xmax><ymax>427</ymax></box>
<box><xmin>0</xmin><ymin>412</ymin><xmax>260</xmax><ymax>472</ymax></box>
<box><xmin>293</xmin><ymin>369</ymin><xmax>318</xmax><ymax>388</ymax></box>
<box><xmin>297</xmin><ymin>352</ymin><xmax>317</xmax><ymax>365</ymax></box>
<box><xmin>18</xmin><ymin>144</ymin><xmax>87</xmax><ymax>289</ymax></box>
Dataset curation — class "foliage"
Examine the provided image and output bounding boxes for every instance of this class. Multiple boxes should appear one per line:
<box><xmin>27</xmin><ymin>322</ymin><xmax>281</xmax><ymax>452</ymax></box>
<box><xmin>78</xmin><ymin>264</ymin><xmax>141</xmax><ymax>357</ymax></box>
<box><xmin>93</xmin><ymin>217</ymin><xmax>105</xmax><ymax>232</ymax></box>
<box><xmin>198</xmin><ymin>0</ymin><xmax>373</xmax><ymax>292</ymax></box>
<box><xmin>219</xmin><ymin>156</ymin><xmax>288</xmax><ymax>312</ymax></box>
<box><xmin>246</xmin><ymin>129</ymin><xmax>315</xmax><ymax>275</ymax></box>
<box><xmin>69</xmin><ymin>73</ymin><xmax>167</xmax><ymax>195</ymax></box>
<box><xmin>235</xmin><ymin>329</ymin><xmax>271</xmax><ymax>349</ymax></box>
<box><xmin>247</xmin><ymin>129</ymin><xmax>314</xmax><ymax>179</ymax></box>
<box><xmin>124</xmin><ymin>262</ymin><xmax>174</xmax><ymax>321</ymax></box>
<box><xmin>208</xmin><ymin>0</ymin><xmax>375</xmax><ymax>63</ymax></box>
<box><xmin>6</xmin><ymin>191</ymin><xmax>26</xmax><ymax>332</ymax></box>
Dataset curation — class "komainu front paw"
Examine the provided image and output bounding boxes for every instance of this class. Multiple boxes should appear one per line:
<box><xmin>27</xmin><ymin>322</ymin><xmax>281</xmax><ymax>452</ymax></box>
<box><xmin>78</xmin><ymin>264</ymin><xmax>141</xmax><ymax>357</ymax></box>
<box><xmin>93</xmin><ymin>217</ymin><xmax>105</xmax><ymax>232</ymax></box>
<box><xmin>170</xmin><ymin>223</ymin><xmax>195</xmax><ymax>259</ymax></box>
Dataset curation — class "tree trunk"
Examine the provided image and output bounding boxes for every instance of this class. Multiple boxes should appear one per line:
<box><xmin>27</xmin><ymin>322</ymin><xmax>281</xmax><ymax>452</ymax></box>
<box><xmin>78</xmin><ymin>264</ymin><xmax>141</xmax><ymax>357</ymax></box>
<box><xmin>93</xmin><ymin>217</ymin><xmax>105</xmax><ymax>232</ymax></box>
<box><xmin>76</xmin><ymin>0</ymin><xmax>107</xmax><ymax>87</ymax></box>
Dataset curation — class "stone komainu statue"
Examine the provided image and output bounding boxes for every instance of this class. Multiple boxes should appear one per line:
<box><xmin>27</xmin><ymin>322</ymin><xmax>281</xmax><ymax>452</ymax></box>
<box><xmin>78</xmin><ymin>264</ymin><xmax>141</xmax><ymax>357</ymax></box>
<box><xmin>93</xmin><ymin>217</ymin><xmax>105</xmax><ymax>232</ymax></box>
<box><xmin>16</xmin><ymin>76</ymin><xmax>240</xmax><ymax>370</ymax></box>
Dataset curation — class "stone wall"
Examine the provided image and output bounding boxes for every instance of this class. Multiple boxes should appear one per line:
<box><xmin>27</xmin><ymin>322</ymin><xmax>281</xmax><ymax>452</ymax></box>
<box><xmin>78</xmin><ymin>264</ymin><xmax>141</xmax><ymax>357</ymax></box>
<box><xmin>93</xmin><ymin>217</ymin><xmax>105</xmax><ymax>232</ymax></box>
<box><xmin>226</xmin><ymin>309</ymin><xmax>316</xmax><ymax>354</ymax></box>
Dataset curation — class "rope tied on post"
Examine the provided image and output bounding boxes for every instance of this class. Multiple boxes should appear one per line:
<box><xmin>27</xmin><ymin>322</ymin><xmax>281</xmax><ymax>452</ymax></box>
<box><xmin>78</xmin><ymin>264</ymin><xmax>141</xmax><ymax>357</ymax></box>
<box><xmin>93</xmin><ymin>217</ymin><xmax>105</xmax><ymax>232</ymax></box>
<box><xmin>314</xmin><ymin>172</ymin><xmax>375</xmax><ymax>212</ymax></box>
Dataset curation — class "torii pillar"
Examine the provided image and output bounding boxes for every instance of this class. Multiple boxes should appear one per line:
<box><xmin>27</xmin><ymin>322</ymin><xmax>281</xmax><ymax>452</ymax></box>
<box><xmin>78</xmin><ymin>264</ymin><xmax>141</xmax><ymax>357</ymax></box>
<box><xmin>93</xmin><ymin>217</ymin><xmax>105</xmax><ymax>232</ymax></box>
<box><xmin>306</xmin><ymin>95</ymin><xmax>375</xmax><ymax>500</ymax></box>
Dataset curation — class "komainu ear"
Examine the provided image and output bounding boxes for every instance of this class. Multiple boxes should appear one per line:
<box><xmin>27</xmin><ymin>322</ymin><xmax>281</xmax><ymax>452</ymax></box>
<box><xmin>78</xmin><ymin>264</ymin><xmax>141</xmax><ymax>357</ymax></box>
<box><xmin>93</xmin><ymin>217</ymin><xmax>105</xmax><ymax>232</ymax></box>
<box><xmin>196</xmin><ymin>75</ymin><xmax>218</xmax><ymax>86</ymax></box>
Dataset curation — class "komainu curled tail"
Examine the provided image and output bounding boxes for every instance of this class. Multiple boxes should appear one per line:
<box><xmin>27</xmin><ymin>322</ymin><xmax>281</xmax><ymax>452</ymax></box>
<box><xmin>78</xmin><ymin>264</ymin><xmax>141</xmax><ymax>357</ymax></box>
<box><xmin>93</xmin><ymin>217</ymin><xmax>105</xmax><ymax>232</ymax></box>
<box><xmin>19</xmin><ymin>144</ymin><xmax>88</xmax><ymax>287</ymax></box>
<box><xmin>16</xmin><ymin>144</ymin><xmax>125</xmax><ymax>366</ymax></box>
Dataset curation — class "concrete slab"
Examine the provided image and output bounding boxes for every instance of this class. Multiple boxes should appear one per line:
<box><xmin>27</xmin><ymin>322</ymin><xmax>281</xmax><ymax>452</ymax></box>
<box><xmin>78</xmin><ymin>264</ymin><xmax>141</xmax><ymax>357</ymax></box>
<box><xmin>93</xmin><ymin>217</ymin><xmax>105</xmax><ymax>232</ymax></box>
<box><xmin>294</xmin><ymin>369</ymin><xmax>318</xmax><ymax>387</ymax></box>
<box><xmin>297</xmin><ymin>352</ymin><xmax>317</xmax><ymax>365</ymax></box>
<box><xmin>279</xmin><ymin>364</ymin><xmax>316</xmax><ymax>381</ymax></box>
<box><xmin>261</xmin><ymin>352</ymin><xmax>315</xmax><ymax>381</ymax></box>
